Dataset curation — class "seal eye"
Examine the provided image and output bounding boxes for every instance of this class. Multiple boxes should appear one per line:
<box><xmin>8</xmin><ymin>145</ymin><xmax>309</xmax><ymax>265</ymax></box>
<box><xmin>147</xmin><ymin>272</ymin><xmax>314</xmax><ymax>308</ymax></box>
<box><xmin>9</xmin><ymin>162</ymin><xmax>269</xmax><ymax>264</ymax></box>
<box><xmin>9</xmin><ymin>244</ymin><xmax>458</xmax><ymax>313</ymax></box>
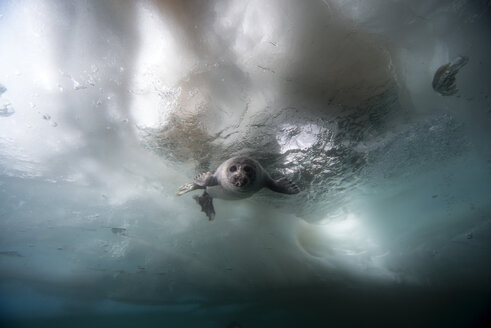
<box><xmin>229</xmin><ymin>165</ymin><xmax>237</xmax><ymax>172</ymax></box>
<box><xmin>244</xmin><ymin>166</ymin><xmax>251</xmax><ymax>173</ymax></box>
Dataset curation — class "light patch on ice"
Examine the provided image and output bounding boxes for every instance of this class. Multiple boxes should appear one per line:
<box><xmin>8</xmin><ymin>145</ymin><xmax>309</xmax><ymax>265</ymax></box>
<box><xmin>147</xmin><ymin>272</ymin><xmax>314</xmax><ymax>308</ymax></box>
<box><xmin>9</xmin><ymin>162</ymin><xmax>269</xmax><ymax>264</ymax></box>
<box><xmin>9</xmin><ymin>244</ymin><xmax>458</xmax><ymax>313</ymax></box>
<box><xmin>320</xmin><ymin>213</ymin><xmax>379</xmax><ymax>255</ymax></box>
<box><xmin>0</xmin><ymin>1</ymin><xmax>88</xmax><ymax>178</ymax></box>
<box><xmin>276</xmin><ymin>123</ymin><xmax>323</xmax><ymax>153</ymax></box>
<box><xmin>322</xmin><ymin>213</ymin><xmax>359</xmax><ymax>236</ymax></box>
<box><xmin>0</xmin><ymin>2</ymin><xmax>59</xmax><ymax>92</ymax></box>
<box><xmin>296</xmin><ymin>212</ymin><xmax>394</xmax><ymax>281</ymax></box>
<box><xmin>130</xmin><ymin>3</ymin><xmax>194</xmax><ymax>129</ymax></box>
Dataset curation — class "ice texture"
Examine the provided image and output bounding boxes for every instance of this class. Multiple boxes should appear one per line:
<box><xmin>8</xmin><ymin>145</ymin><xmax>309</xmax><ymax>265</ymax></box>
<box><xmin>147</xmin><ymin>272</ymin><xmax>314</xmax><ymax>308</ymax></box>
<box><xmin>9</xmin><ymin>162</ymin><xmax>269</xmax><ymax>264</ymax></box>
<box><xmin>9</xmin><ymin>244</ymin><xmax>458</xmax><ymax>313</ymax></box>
<box><xmin>0</xmin><ymin>0</ymin><xmax>490</xmax><ymax>326</ymax></box>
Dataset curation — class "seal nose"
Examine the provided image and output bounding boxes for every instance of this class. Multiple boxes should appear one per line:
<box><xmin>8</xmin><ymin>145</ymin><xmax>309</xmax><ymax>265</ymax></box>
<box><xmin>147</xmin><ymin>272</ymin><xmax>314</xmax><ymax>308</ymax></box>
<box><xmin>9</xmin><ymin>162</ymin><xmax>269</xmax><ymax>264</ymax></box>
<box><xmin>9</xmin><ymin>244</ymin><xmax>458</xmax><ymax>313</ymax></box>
<box><xmin>234</xmin><ymin>177</ymin><xmax>248</xmax><ymax>187</ymax></box>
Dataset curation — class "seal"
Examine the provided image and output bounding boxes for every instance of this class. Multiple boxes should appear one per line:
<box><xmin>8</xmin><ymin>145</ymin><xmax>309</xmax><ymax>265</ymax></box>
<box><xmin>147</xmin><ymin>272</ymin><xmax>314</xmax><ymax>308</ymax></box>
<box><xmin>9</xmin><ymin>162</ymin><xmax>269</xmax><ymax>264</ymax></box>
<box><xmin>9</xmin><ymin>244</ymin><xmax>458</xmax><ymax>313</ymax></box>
<box><xmin>177</xmin><ymin>156</ymin><xmax>300</xmax><ymax>220</ymax></box>
<box><xmin>432</xmin><ymin>56</ymin><xmax>469</xmax><ymax>96</ymax></box>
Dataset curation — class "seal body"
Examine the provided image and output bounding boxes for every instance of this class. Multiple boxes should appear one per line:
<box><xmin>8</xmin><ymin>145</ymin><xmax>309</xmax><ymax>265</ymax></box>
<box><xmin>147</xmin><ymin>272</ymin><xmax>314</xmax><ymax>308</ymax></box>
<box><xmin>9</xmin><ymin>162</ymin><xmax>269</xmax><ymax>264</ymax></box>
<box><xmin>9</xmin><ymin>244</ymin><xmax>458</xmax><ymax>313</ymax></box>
<box><xmin>177</xmin><ymin>156</ymin><xmax>300</xmax><ymax>220</ymax></box>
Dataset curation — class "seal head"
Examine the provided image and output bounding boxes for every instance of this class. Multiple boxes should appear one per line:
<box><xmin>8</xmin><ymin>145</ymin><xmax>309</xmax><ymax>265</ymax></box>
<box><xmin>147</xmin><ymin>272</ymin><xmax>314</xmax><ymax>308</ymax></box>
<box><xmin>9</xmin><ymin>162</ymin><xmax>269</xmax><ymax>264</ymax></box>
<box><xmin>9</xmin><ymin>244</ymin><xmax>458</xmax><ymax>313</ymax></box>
<box><xmin>224</xmin><ymin>157</ymin><xmax>257</xmax><ymax>189</ymax></box>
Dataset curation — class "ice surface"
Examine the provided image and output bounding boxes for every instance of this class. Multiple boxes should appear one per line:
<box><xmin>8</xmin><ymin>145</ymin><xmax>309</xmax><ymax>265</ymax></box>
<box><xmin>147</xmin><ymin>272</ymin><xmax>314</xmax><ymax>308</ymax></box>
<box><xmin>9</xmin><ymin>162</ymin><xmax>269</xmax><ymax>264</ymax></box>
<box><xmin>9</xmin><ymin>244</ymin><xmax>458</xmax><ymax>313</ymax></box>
<box><xmin>0</xmin><ymin>0</ymin><xmax>490</xmax><ymax>327</ymax></box>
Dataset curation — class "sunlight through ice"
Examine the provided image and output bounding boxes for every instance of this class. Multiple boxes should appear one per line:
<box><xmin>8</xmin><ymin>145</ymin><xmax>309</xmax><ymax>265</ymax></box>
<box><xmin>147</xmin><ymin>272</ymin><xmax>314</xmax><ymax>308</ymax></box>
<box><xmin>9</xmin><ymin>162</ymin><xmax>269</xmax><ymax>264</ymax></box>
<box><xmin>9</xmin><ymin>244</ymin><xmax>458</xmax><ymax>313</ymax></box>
<box><xmin>296</xmin><ymin>212</ymin><xmax>395</xmax><ymax>282</ymax></box>
<box><xmin>320</xmin><ymin>213</ymin><xmax>378</xmax><ymax>256</ymax></box>
<box><xmin>130</xmin><ymin>2</ymin><xmax>194</xmax><ymax>129</ymax></box>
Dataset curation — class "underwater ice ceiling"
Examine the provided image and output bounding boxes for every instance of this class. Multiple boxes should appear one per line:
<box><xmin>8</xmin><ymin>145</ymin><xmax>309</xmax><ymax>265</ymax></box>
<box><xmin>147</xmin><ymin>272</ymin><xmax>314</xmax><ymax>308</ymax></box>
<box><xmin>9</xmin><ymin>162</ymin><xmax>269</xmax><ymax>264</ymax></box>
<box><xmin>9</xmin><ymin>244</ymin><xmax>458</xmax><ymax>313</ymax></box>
<box><xmin>0</xmin><ymin>0</ymin><xmax>490</xmax><ymax>322</ymax></box>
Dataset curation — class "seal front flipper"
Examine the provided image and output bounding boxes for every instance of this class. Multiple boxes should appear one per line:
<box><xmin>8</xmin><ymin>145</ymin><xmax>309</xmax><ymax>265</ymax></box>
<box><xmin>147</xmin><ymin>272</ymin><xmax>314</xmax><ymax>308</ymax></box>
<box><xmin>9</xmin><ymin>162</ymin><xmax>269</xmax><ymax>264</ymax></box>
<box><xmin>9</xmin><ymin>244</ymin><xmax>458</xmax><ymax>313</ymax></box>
<box><xmin>176</xmin><ymin>172</ymin><xmax>217</xmax><ymax>196</ymax></box>
<box><xmin>266</xmin><ymin>177</ymin><xmax>300</xmax><ymax>194</ymax></box>
<box><xmin>176</xmin><ymin>183</ymin><xmax>197</xmax><ymax>196</ymax></box>
<box><xmin>194</xmin><ymin>172</ymin><xmax>218</xmax><ymax>187</ymax></box>
<box><xmin>193</xmin><ymin>192</ymin><xmax>216</xmax><ymax>220</ymax></box>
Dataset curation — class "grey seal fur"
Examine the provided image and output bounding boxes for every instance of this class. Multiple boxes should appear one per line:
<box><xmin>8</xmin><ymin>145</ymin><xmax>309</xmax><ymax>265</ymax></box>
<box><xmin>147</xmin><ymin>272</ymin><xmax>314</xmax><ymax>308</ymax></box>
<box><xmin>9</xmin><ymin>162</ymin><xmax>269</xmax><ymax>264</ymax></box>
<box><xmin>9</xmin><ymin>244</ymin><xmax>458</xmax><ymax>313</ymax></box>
<box><xmin>432</xmin><ymin>56</ymin><xmax>469</xmax><ymax>96</ymax></box>
<box><xmin>177</xmin><ymin>156</ymin><xmax>300</xmax><ymax>220</ymax></box>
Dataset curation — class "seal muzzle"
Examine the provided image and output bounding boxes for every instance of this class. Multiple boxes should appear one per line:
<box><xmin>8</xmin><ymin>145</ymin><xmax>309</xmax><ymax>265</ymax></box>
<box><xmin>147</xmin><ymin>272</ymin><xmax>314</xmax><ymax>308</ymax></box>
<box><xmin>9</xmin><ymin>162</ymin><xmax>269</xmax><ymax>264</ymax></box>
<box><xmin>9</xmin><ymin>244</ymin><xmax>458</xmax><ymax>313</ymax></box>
<box><xmin>232</xmin><ymin>174</ymin><xmax>249</xmax><ymax>187</ymax></box>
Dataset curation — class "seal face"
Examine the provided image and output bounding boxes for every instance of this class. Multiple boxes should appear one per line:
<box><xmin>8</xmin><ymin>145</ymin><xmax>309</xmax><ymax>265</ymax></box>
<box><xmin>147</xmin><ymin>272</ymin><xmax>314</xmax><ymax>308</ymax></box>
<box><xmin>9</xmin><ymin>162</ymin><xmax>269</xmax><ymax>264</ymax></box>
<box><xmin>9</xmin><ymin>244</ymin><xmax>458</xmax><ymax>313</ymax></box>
<box><xmin>176</xmin><ymin>156</ymin><xmax>300</xmax><ymax>220</ymax></box>
<box><xmin>226</xmin><ymin>159</ymin><xmax>256</xmax><ymax>188</ymax></box>
<box><xmin>214</xmin><ymin>157</ymin><xmax>263</xmax><ymax>198</ymax></box>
